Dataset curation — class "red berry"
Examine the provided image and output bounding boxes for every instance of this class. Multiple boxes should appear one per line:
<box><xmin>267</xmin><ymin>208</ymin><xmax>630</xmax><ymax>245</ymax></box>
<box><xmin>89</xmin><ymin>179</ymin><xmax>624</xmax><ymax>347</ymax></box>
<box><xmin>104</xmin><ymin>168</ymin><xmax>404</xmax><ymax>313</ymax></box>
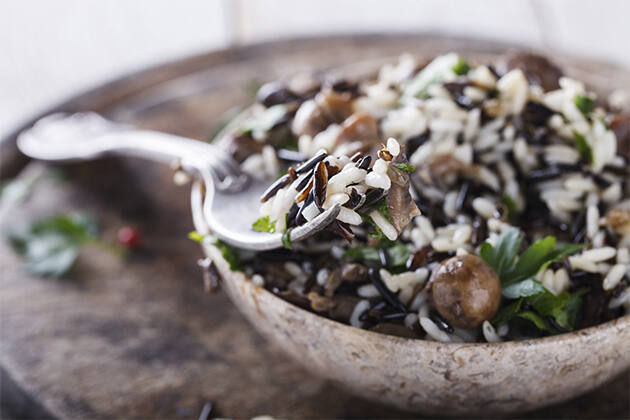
<box><xmin>117</xmin><ymin>226</ymin><xmax>141</xmax><ymax>248</ymax></box>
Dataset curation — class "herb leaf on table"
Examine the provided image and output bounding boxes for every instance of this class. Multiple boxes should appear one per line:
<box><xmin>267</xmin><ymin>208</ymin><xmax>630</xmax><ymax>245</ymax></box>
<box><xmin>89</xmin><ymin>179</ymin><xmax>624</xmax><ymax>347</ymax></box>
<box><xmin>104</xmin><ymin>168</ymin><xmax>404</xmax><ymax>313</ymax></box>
<box><xmin>7</xmin><ymin>212</ymin><xmax>114</xmax><ymax>278</ymax></box>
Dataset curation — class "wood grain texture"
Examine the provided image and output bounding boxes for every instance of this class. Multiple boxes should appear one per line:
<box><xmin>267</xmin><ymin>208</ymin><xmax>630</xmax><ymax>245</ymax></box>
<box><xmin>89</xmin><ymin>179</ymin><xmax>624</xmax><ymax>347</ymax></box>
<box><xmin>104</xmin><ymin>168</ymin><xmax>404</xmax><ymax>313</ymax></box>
<box><xmin>1</xmin><ymin>35</ymin><xmax>628</xmax><ymax>419</ymax></box>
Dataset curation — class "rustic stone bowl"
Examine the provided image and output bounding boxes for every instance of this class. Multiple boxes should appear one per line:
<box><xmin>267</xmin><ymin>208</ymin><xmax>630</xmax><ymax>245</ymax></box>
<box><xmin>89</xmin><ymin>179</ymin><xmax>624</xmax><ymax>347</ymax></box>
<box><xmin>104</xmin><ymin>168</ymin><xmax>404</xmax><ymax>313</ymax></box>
<box><xmin>190</xmin><ymin>181</ymin><xmax>630</xmax><ymax>416</ymax></box>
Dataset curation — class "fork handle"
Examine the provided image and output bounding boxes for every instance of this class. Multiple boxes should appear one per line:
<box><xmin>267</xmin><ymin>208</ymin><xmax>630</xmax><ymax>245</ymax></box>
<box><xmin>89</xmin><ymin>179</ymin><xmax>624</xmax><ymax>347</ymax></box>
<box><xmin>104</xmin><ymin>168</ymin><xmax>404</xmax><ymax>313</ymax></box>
<box><xmin>17</xmin><ymin>113</ymin><xmax>243</xmax><ymax>187</ymax></box>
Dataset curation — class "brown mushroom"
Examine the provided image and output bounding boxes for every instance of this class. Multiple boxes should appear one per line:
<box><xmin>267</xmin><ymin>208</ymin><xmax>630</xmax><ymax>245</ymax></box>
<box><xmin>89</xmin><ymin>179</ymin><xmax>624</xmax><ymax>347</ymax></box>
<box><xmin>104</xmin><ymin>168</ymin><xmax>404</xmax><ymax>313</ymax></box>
<box><xmin>428</xmin><ymin>255</ymin><xmax>501</xmax><ymax>329</ymax></box>
<box><xmin>256</xmin><ymin>81</ymin><xmax>299</xmax><ymax>107</ymax></box>
<box><xmin>498</xmin><ymin>51</ymin><xmax>563</xmax><ymax>92</ymax></box>
<box><xmin>292</xmin><ymin>99</ymin><xmax>330</xmax><ymax>137</ymax></box>
<box><xmin>315</xmin><ymin>89</ymin><xmax>354</xmax><ymax>122</ymax></box>
<box><xmin>386</xmin><ymin>151</ymin><xmax>421</xmax><ymax>234</ymax></box>
<box><xmin>610</xmin><ymin>114</ymin><xmax>630</xmax><ymax>160</ymax></box>
<box><xmin>224</xmin><ymin>134</ymin><xmax>264</xmax><ymax>163</ymax></box>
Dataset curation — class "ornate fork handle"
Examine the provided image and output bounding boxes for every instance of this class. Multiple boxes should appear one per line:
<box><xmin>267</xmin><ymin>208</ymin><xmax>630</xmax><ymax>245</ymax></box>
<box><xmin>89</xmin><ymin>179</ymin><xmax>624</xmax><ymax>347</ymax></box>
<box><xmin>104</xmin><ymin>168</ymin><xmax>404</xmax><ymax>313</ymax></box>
<box><xmin>17</xmin><ymin>113</ymin><xmax>248</xmax><ymax>192</ymax></box>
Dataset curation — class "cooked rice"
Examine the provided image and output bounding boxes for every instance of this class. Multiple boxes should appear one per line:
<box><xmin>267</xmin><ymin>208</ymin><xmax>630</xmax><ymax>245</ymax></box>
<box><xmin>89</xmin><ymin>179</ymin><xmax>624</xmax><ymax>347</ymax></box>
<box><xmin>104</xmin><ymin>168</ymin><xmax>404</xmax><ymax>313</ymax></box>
<box><xmin>216</xmin><ymin>51</ymin><xmax>630</xmax><ymax>343</ymax></box>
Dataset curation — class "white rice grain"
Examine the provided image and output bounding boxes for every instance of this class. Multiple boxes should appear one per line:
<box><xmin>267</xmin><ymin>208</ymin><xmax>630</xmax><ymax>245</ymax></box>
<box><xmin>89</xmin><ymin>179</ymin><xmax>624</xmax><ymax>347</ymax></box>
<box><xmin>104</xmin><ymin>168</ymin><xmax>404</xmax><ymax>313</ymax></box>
<box><xmin>350</xmin><ymin>300</ymin><xmax>370</xmax><ymax>328</ymax></box>
<box><xmin>365</xmin><ymin>171</ymin><xmax>392</xmax><ymax>190</ymax></box>
<box><xmin>617</xmin><ymin>248</ymin><xmax>630</xmax><ymax>264</ymax></box>
<box><xmin>582</xmin><ymin>247</ymin><xmax>616</xmax><ymax>262</ymax></box>
<box><xmin>404</xmin><ymin>313</ymin><xmax>419</xmax><ymax>328</ymax></box>
<box><xmin>372</xmin><ymin>158</ymin><xmax>388</xmax><ymax>174</ymax></box>
<box><xmin>420</xmin><ymin>317</ymin><xmax>451</xmax><ymax>342</ymax></box>
<box><xmin>357</xmin><ymin>284</ymin><xmax>380</xmax><ymax>298</ymax></box>
<box><xmin>316</xmin><ymin>268</ymin><xmax>329</xmax><ymax>286</ymax></box>
<box><xmin>482</xmin><ymin>320</ymin><xmax>501</xmax><ymax>343</ymax></box>
<box><xmin>472</xmin><ymin>197</ymin><xmax>497</xmax><ymax>219</ymax></box>
<box><xmin>369</xmin><ymin>210</ymin><xmax>398</xmax><ymax>240</ymax></box>
<box><xmin>608</xmin><ymin>287</ymin><xmax>630</xmax><ymax>309</ymax></box>
<box><xmin>336</xmin><ymin>207</ymin><xmax>362</xmax><ymax>225</ymax></box>
<box><xmin>586</xmin><ymin>205</ymin><xmax>600</xmax><ymax>239</ymax></box>
<box><xmin>603</xmin><ymin>264</ymin><xmax>627</xmax><ymax>291</ymax></box>
<box><xmin>252</xmin><ymin>274</ymin><xmax>265</xmax><ymax>287</ymax></box>
<box><xmin>386</xmin><ymin>137</ymin><xmax>401</xmax><ymax>157</ymax></box>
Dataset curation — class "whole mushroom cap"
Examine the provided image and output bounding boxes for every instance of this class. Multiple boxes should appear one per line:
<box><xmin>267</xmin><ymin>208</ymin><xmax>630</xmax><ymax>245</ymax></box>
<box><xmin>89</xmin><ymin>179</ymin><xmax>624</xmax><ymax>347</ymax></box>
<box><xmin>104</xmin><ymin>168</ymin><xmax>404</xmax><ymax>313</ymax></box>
<box><xmin>428</xmin><ymin>254</ymin><xmax>501</xmax><ymax>329</ymax></box>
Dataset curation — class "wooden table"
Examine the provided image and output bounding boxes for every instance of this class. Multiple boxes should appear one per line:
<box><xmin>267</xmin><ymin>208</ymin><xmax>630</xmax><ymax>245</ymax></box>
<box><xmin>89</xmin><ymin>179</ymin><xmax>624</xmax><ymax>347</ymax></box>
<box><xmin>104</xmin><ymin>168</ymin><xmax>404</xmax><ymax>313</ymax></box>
<box><xmin>1</xmin><ymin>35</ymin><xmax>628</xmax><ymax>419</ymax></box>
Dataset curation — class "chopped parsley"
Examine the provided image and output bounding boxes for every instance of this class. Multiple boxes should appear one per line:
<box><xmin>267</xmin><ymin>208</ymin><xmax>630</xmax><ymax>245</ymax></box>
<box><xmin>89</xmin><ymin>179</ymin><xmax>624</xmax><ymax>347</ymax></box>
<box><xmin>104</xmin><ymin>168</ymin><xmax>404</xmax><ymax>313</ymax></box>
<box><xmin>574</xmin><ymin>94</ymin><xmax>595</xmax><ymax>116</ymax></box>
<box><xmin>572</xmin><ymin>130</ymin><xmax>593</xmax><ymax>164</ymax></box>
<box><xmin>393</xmin><ymin>162</ymin><xmax>416</xmax><ymax>173</ymax></box>
<box><xmin>188</xmin><ymin>231</ymin><xmax>242</xmax><ymax>271</ymax></box>
<box><xmin>252</xmin><ymin>216</ymin><xmax>276</xmax><ymax>233</ymax></box>
<box><xmin>281</xmin><ymin>228</ymin><xmax>293</xmax><ymax>250</ymax></box>
<box><xmin>358</xmin><ymin>198</ymin><xmax>392</xmax><ymax>239</ymax></box>
<box><xmin>452</xmin><ymin>58</ymin><xmax>471</xmax><ymax>76</ymax></box>
<box><xmin>188</xmin><ymin>231</ymin><xmax>206</xmax><ymax>243</ymax></box>
<box><xmin>342</xmin><ymin>240</ymin><xmax>410</xmax><ymax>270</ymax></box>
<box><xmin>502</xmin><ymin>194</ymin><xmax>517</xmax><ymax>221</ymax></box>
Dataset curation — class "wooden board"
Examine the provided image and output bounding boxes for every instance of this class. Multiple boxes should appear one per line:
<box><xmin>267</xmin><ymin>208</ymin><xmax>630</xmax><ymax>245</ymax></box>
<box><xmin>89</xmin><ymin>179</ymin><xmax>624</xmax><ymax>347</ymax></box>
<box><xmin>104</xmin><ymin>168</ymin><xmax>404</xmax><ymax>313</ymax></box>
<box><xmin>1</xmin><ymin>34</ymin><xmax>628</xmax><ymax>419</ymax></box>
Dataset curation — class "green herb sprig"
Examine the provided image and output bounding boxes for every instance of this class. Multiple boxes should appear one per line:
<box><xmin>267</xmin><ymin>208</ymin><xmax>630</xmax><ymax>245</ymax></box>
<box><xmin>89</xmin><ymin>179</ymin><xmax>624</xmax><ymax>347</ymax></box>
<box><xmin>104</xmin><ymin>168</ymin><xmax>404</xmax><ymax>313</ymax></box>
<box><xmin>452</xmin><ymin>58</ymin><xmax>471</xmax><ymax>76</ymax></box>
<box><xmin>479</xmin><ymin>228</ymin><xmax>587</xmax><ymax>332</ymax></box>
<box><xmin>393</xmin><ymin>162</ymin><xmax>416</xmax><ymax>173</ymax></box>
<box><xmin>342</xmin><ymin>240</ymin><xmax>410</xmax><ymax>270</ymax></box>
<box><xmin>252</xmin><ymin>216</ymin><xmax>276</xmax><ymax>233</ymax></box>
<box><xmin>574</xmin><ymin>94</ymin><xmax>595</xmax><ymax>116</ymax></box>
<box><xmin>188</xmin><ymin>230</ymin><xmax>242</xmax><ymax>271</ymax></box>
<box><xmin>8</xmin><ymin>213</ymin><xmax>119</xmax><ymax>278</ymax></box>
<box><xmin>572</xmin><ymin>131</ymin><xmax>593</xmax><ymax>164</ymax></box>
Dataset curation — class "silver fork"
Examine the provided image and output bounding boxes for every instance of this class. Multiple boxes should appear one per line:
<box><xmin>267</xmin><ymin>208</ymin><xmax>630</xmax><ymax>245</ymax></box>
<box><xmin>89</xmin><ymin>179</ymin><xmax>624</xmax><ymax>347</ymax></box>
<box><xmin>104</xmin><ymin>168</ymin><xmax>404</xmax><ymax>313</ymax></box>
<box><xmin>16</xmin><ymin>112</ymin><xmax>340</xmax><ymax>250</ymax></box>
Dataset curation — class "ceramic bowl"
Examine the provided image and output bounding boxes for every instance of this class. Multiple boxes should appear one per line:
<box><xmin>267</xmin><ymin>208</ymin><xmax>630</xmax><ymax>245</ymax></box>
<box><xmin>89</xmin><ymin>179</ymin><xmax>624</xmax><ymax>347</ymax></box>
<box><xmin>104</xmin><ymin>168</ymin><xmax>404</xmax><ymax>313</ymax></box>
<box><xmin>190</xmin><ymin>181</ymin><xmax>630</xmax><ymax>415</ymax></box>
<box><xmin>188</xmin><ymin>48</ymin><xmax>630</xmax><ymax>414</ymax></box>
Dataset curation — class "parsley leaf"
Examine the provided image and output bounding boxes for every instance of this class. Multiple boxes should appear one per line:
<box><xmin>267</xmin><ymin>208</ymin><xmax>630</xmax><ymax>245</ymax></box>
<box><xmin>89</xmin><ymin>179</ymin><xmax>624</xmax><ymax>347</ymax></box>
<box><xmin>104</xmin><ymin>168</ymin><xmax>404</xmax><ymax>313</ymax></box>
<box><xmin>282</xmin><ymin>228</ymin><xmax>293</xmax><ymax>250</ymax></box>
<box><xmin>452</xmin><ymin>58</ymin><xmax>471</xmax><ymax>76</ymax></box>
<box><xmin>8</xmin><ymin>213</ymin><xmax>101</xmax><ymax>278</ymax></box>
<box><xmin>342</xmin><ymin>245</ymin><xmax>379</xmax><ymax>262</ymax></box>
<box><xmin>481</xmin><ymin>229</ymin><xmax>586</xmax><ymax>286</ymax></box>
<box><xmin>574</xmin><ymin>95</ymin><xmax>595</xmax><ymax>116</ymax></box>
<box><xmin>572</xmin><ymin>131</ymin><xmax>593</xmax><ymax>164</ymax></box>
<box><xmin>502</xmin><ymin>194</ymin><xmax>517</xmax><ymax>220</ymax></box>
<box><xmin>492</xmin><ymin>298</ymin><xmax>523</xmax><ymax>325</ymax></box>
<box><xmin>481</xmin><ymin>229</ymin><xmax>588</xmax><ymax>333</ymax></box>
<box><xmin>393</xmin><ymin>162</ymin><xmax>416</xmax><ymax>173</ymax></box>
<box><xmin>479</xmin><ymin>228</ymin><xmax>522</xmax><ymax>280</ymax></box>
<box><xmin>217</xmin><ymin>240</ymin><xmax>242</xmax><ymax>271</ymax></box>
<box><xmin>187</xmin><ymin>231</ymin><xmax>242</xmax><ymax>271</ymax></box>
<box><xmin>386</xmin><ymin>243</ymin><xmax>411</xmax><ymax>267</ymax></box>
<box><xmin>502</xmin><ymin>278</ymin><xmax>545</xmax><ymax>299</ymax></box>
<box><xmin>252</xmin><ymin>216</ymin><xmax>276</xmax><ymax>233</ymax></box>
<box><xmin>342</xmin><ymin>241</ymin><xmax>410</xmax><ymax>269</ymax></box>
<box><xmin>188</xmin><ymin>231</ymin><xmax>206</xmax><ymax>243</ymax></box>
<box><xmin>516</xmin><ymin>311</ymin><xmax>552</xmax><ymax>332</ymax></box>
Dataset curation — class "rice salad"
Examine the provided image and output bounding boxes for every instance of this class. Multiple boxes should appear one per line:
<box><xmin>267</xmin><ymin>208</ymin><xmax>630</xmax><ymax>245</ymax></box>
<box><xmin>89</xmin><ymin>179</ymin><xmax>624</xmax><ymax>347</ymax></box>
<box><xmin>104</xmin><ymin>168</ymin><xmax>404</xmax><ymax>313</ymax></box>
<box><xmin>206</xmin><ymin>51</ymin><xmax>630</xmax><ymax>343</ymax></box>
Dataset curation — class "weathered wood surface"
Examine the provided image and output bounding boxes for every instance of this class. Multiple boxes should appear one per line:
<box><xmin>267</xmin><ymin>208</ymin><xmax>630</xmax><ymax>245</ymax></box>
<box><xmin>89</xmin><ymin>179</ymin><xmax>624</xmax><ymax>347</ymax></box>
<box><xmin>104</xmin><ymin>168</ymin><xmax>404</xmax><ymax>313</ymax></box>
<box><xmin>1</xmin><ymin>35</ymin><xmax>628</xmax><ymax>419</ymax></box>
